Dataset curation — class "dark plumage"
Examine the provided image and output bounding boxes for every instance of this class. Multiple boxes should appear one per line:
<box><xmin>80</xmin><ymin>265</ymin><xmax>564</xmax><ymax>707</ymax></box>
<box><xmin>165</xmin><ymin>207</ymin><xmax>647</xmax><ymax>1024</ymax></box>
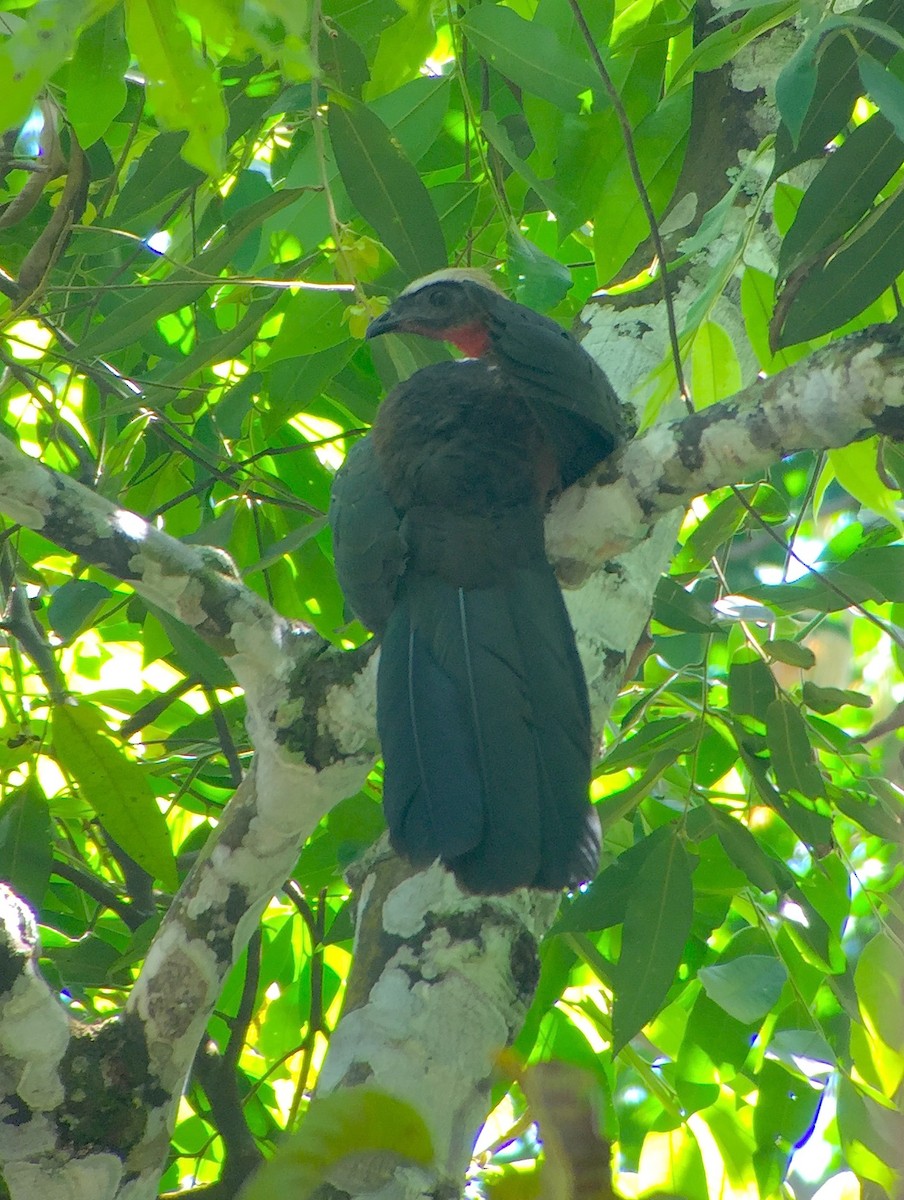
<box><xmin>365</xmin><ymin>268</ymin><xmax>632</xmax><ymax>485</ymax></box>
<box><xmin>329</xmin><ymin>273</ymin><xmax>629</xmax><ymax>894</ymax></box>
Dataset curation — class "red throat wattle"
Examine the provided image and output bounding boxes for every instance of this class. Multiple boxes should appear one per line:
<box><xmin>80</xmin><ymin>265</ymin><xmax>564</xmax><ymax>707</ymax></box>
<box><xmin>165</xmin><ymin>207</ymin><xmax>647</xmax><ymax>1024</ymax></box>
<box><xmin>446</xmin><ymin>322</ymin><xmax>491</xmax><ymax>357</ymax></box>
<box><xmin>404</xmin><ymin>319</ymin><xmax>491</xmax><ymax>357</ymax></box>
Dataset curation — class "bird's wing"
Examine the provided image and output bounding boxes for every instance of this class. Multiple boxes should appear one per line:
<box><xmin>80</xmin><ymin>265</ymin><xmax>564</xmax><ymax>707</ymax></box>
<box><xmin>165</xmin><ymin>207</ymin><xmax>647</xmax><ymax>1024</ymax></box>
<box><xmin>491</xmin><ymin>301</ymin><xmax>631</xmax><ymax>467</ymax></box>
<box><xmin>328</xmin><ymin>436</ymin><xmax>405</xmax><ymax>634</ymax></box>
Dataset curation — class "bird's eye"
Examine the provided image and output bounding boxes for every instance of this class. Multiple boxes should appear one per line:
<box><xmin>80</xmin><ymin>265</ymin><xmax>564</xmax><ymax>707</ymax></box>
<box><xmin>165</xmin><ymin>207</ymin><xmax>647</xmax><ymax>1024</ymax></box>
<box><xmin>427</xmin><ymin>289</ymin><xmax>451</xmax><ymax>307</ymax></box>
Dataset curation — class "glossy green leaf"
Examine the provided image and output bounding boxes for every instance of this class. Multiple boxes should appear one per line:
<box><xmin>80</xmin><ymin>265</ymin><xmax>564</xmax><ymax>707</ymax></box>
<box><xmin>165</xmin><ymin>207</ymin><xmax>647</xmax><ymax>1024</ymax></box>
<box><xmin>779</xmin><ymin>113</ymin><xmax>904</xmax><ymax>279</ymax></box>
<box><xmin>67</xmin><ymin>7</ymin><xmax>129</xmax><ymax>147</ymax></box>
<box><xmin>837</xmin><ymin>1077</ymin><xmax>901</xmax><ymax>1193</ymax></box>
<box><xmin>753</xmin><ymin>1060</ymin><xmax>820</xmax><ymax>1190</ymax></box>
<box><xmin>481</xmin><ymin>112</ymin><xmax>576</xmax><ymax>228</ymax></box>
<box><xmin>239</xmin><ymin>1086</ymin><xmax>433</xmax><ymax>1200</ymax></box>
<box><xmin>506</xmin><ymin>232</ymin><xmax>572</xmax><ymax>311</ymax></box>
<box><xmin>48</xmin><ymin>580</ymin><xmax>111</xmax><ymax>642</ymax></box>
<box><xmin>674</xmin><ymin>484</ymin><xmax>788</xmax><ymax>573</ymax></box>
<box><xmin>613</xmin><ymin>831</ymin><xmax>693</xmax><ymax>1051</ymax></box>
<box><xmin>860</xmin><ymin>51</ymin><xmax>904</xmax><ymax>142</ymax></box>
<box><xmin>555</xmin><ymin>826</ymin><xmax>672</xmax><ymax>933</ymax></box>
<box><xmin>699</xmin><ymin>955</ymin><xmax>788</xmax><ymax>1022</ymax></box>
<box><xmin>269</xmin><ymin>292</ymin><xmax>352</xmax><ymax>364</ymax></box>
<box><xmin>773</xmin><ymin>24</ymin><xmax>865</xmax><ymax>175</ymax></box>
<box><xmin>327</xmin><ymin>98</ymin><xmax>446</xmax><ymax>279</ymax></box>
<box><xmin>765</xmin><ymin>698</ymin><xmax>824</xmax><ymax>798</ymax></box>
<box><xmin>592</xmin><ymin>87</ymin><xmax>691</xmax><ymax>284</ymax></box>
<box><xmin>601</xmin><ymin>716</ymin><xmax>700</xmax><ymax>772</ymax></box>
<box><xmin>776</xmin><ymin>182</ymin><xmax>904</xmax><ymax>345</ymax></box>
<box><xmin>52</xmin><ymin>702</ymin><xmax>179</xmax><ymax>890</ymax></box>
<box><xmin>460</xmin><ymin>5</ymin><xmax>596</xmax><ymax>110</ymax></box>
<box><xmin>125</xmin><ymin>0</ymin><xmax>227</xmax><ymax>176</ymax></box>
<box><xmin>371</xmin><ymin>76</ymin><xmax>451</xmax><ymax>163</ymax></box>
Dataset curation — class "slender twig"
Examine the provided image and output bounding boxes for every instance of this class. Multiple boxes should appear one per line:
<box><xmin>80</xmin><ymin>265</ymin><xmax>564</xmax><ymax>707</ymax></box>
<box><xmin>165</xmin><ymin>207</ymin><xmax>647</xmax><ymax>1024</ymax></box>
<box><xmin>567</xmin><ymin>0</ymin><xmax>690</xmax><ymax>409</ymax></box>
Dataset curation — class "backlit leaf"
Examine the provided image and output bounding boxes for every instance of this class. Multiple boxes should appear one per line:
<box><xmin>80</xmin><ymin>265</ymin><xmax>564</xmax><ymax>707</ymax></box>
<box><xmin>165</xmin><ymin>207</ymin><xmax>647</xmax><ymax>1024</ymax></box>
<box><xmin>328</xmin><ymin>98</ymin><xmax>446</xmax><ymax>279</ymax></box>
<box><xmin>613</xmin><ymin>831</ymin><xmax>693</xmax><ymax>1051</ymax></box>
<box><xmin>52</xmin><ymin>702</ymin><xmax>179</xmax><ymax>890</ymax></box>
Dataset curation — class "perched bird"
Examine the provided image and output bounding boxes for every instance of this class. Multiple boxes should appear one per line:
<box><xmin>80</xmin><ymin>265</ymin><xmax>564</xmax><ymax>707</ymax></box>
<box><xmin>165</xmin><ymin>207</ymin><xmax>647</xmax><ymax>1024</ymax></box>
<box><xmin>365</xmin><ymin>267</ymin><xmax>632</xmax><ymax>486</ymax></box>
<box><xmin>330</xmin><ymin>273</ymin><xmax>628</xmax><ymax>893</ymax></box>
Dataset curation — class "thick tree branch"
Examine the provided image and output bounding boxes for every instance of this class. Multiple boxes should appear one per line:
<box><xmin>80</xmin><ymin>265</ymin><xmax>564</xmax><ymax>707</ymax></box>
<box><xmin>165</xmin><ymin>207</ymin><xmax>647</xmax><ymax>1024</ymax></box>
<box><xmin>0</xmin><ymin>325</ymin><xmax>900</xmax><ymax>1198</ymax></box>
<box><xmin>547</xmin><ymin>327</ymin><xmax>904</xmax><ymax>584</ymax></box>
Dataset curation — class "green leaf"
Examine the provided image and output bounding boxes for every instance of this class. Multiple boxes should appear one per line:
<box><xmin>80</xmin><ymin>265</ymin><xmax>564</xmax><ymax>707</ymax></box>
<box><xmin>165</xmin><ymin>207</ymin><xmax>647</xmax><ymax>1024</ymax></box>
<box><xmin>481</xmin><ymin>112</ymin><xmax>576</xmax><ymax>228</ymax></box>
<box><xmin>763</xmin><ymin>638</ymin><xmax>817</xmax><ymax>669</ymax></box>
<box><xmin>802</xmin><ymin>682</ymin><xmax>872</xmax><ymax>713</ymax></box>
<box><xmin>674</xmin><ymin>484</ymin><xmax>788</xmax><ymax>572</ymax></box>
<box><xmin>860</xmin><ymin>51</ymin><xmax>904</xmax><ymax>142</ymax></box>
<box><xmin>855</xmin><ymin>932</ymin><xmax>904</xmax><ymax>1056</ymax></box>
<box><xmin>266</xmin><ymin>342</ymin><xmax>359</xmax><ymax>433</ymax></box>
<box><xmin>0</xmin><ymin>782</ymin><xmax>51</xmax><ymax>907</ymax></box>
<box><xmin>592</xmin><ymin>87</ymin><xmax>691</xmax><ymax>284</ymax></box>
<box><xmin>0</xmin><ymin>0</ymin><xmax>86</xmax><ymax>135</ymax></box>
<box><xmin>706</xmin><ymin>805</ymin><xmax>792</xmax><ymax>892</ymax></box>
<box><xmin>837</xmin><ymin>1077</ymin><xmax>901</xmax><ymax>1193</ymax></box>
<box><xmin>654</xmin><ymin>576</ymin><xmax>720</xmax><ymax>632</ymax></box>
<box><xmin>601</xmin><ymin>715</ymin><xmax>700</xmax><ymax>772</ymax></box>
<box><xmin>669</xmin><ymin>0</ymin><xmax>794</xmax><ymax>89</ymax></box>
<box><xmin>690</xmin><ymin>321</ymin><xmax>742</xmax><ymax>407</ymax></box>
<box><xmin>239</xmin><ymin>1087</ymin><xmax>433</xmax><ymax>1200</ymax></box>
<box><xmin>148</xmin><ymin>605</ymin><xmax>234</xmax><ymax>689</ymax></box>
<box><xmin>269</xmin><ymin>292</ymin><xmax>353</xmax><ymax>364</ymax></box>
<box><xmin>774</xmin><ymin>27</ymin><xmax>824</xmax><ymax>147</ymax></box>
<box><xmin>773</xmin><ymin>29</ymin><xmax>860</xmax><ymax>175</ymax></box>
<box><xmin>778</xmin><ymin>113</ymin><xmax>904</xmax><ymax>279</ymax></box>
<box><xmin>67</xmin><ymin>7</ymin><xmax>129</xmax><ymax>147</ymax></box>
<box><xmin>327</xmin><ymin>97</ymin><xmax>446</xmax><ymax>279</ymax></box>
<box><xmin>554</xmin><ymin>826</ymin><xmax>672</xmax><ymax>933</ymax></box>
<box><xmin>52</xmin><ymin>702</ymin><xmax>179</xmax><ymax>891</ymax></box>
<box><xmin>77</xmin><ymin>189</ymin><xmax>306</xmax><ymax>359</ymax></box>
<box><xmin>776</xmin><ymin>181</ymin><xmax>904</xmax><ymax>345</ymax></box>
<box><xmin>459</xmin><ymin>6</ymin><xmax>596</xmax><ymax>110</ymax></box>
<box><xmin>506</xmin><ymin>232</ymin><xmax>573</xmax><ymax>311</ymax></box>
<box><xmin>765</xmin><ymin>698</ymin><xmax>824</xmax><ymax>798</ymax></box>
<box><xmin>829</xmin><ymin>440</ymin><xmax>904</xmax><ymax>533</ymax></box>
<box><xmin>48</xmin><ymin>580</ymin><xmax>111</xmax><ymax>642</ymax></box>
<box><xmin>124</xmin><ymin>0</ymin><xmax>227</xmax><ymax>175</ymax></box>
<box><xmin>699</xmin><ymin>955</ymin><xmax>788</xmax><ymax>1023</ymax></box>
<box><xmin>613</xmin><ymin>831</ymin><xmax>693</xmax><ymax>1051</ymax></box>
<box><xmin>753</xmin><ymin>1061</ymin><xmax>820</xmax><ymax>1184</ymax></box>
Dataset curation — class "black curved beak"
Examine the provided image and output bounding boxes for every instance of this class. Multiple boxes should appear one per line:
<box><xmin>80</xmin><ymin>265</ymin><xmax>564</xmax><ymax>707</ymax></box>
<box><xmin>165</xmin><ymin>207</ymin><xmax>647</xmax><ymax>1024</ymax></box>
<box><xmin>365</xmin><ymin>308</ymin><xmax>402</xmax><ymax>340</ymax></box>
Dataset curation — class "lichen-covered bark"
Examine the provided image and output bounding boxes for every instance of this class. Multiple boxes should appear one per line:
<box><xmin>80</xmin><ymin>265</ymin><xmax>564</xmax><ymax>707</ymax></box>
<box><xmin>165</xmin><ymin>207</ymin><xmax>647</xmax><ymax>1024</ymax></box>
<box><xmin>0</xmin><ymin>319</ymin><xmax>902</xmax><ymax>1197</ymax></box>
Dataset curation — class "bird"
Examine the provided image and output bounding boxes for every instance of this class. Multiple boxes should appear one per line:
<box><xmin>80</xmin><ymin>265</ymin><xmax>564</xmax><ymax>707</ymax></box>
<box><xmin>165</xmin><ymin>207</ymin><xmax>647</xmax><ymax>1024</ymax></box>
<box><xmin>364</xmin><ymin>267</ymin><xmax>632</xmax><ymax>487</ymax></box>
<box><xmin>329</xmin><ymin>272</ymin><xmax>628</xmax><ymax>894</ymax></box>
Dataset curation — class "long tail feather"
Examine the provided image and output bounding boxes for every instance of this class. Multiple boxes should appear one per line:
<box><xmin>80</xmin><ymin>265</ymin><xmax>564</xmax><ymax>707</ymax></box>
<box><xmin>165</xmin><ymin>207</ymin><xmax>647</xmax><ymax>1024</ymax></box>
<box><xmin>378</xmin><ymin>563</ymin><xmax>598</xmax><ymax>893</ymax></box>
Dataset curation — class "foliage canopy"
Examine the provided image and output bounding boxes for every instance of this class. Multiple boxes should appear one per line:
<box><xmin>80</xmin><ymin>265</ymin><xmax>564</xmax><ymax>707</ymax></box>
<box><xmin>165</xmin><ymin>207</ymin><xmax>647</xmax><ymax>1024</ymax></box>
<box><xmin>0</xmin><ymin>0</ymin><xmax>903</xmax><ymax>1197</ymax></box>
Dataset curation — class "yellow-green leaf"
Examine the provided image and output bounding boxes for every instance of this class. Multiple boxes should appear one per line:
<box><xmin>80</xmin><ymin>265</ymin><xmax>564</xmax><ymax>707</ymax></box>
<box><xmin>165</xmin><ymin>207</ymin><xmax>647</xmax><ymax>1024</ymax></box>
<box><xmin>690</xmin><ymin>320</ymin><xmax>742</xmax><ymax>407</ymax></box>
<box><xmin>52</xmin><ymin>702</ymin><xmax>179</xmax><ymax>891</ymax></box>
<box><xmin>124</xmin><ymin>0</ymin><xmax>227</xmax><ymax>176</ymax></box>
<box><xmin>239</xmin><ymin>1087</ymin><xmax>433</xmax><ymax>1200</ymax></box>
<box><xmin>829</xmin><ymin>440</ymin><xmax>904</xmax><ymax>534</ymax></box>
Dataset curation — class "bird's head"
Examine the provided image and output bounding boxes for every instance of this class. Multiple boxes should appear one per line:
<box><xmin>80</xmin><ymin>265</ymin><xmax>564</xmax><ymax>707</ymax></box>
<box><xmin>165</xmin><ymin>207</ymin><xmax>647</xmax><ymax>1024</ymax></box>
<box><xmin>365</xmin><ymin>268</ymin><xmax>504</xmax><ymax>357</ymax></box>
